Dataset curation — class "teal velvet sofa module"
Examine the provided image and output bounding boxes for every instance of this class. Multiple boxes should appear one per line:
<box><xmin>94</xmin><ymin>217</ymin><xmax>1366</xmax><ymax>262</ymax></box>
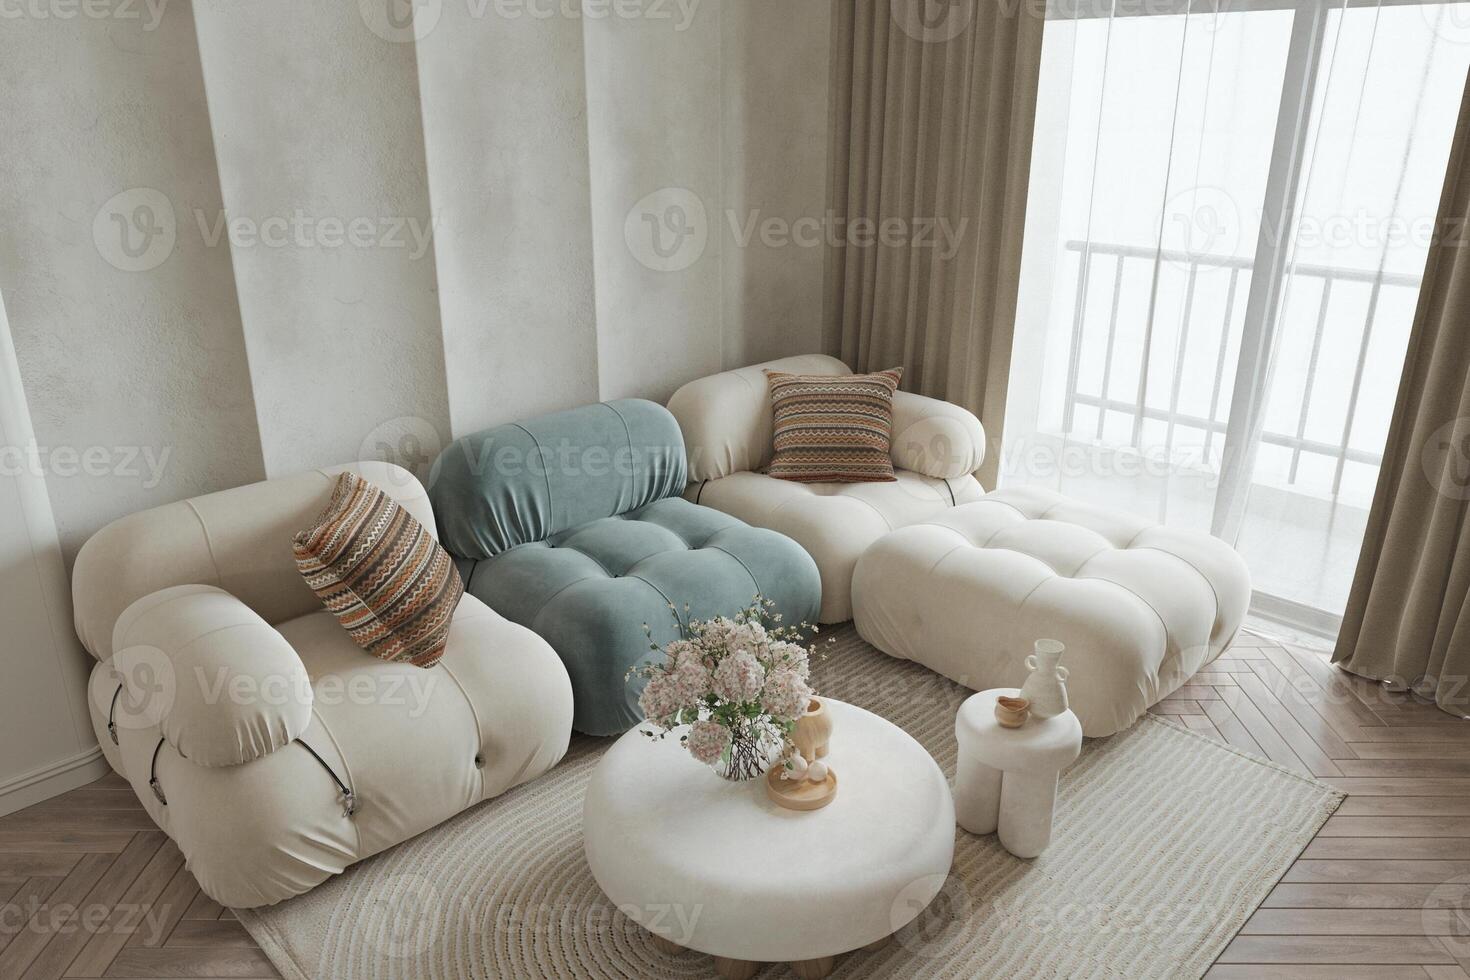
<box><xmin>429</xmin><ymin>399</ymin><xmax>822</xmax><ymax>735</ymax></box>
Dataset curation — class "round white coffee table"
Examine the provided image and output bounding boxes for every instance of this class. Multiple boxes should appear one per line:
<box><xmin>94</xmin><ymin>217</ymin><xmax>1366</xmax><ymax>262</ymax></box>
<box><xmin>583</xmin><ymin>699</ymin><xmax>954</xmax><ymax>979</ymax></box>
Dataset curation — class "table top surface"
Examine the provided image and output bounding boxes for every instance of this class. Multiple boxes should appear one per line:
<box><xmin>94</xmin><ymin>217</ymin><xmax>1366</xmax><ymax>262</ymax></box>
<box><xmin>581</xmin><ymin>698</ymin><xmax>957</xmax><ymax>960</ymax></box>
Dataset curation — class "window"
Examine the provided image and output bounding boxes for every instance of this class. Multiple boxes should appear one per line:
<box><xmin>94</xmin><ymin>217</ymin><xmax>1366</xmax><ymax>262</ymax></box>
<box><xmin>1006</xmin><ymin>0</ymin><xmax>1470</xmax><ymax>635</ymax></box>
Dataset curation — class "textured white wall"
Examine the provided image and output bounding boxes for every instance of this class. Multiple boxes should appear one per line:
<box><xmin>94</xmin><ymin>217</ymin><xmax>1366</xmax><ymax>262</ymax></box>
<box><xmin>0</xmin><ymin>0</ymin><xmax>832</xmax><ymax>560</ymax></box>
<box><xmin>0</xmin><ymin>292</ymin><xmax>109</xmax><ymax>815</ymax></box>
<box><xmin>192</xmin><ymin>0</ymin><xmax>452</xmax><ymax>476</ymax></box>
<box><xmin>414</xmin><ymin>4</ymin><xmax>602</xmax><ymax>439</ymax></box>
<box><xmin>0</xmin><ymin>2</ymin><xmax>266</xmax><ymax>561</ymax></box>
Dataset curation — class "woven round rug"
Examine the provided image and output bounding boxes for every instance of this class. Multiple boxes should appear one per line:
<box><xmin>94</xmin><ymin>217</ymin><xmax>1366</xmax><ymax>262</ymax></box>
<box><xmin>237</xmin><ymin>625</ymin><xmax>1341</xmax><ymax>979</ymax></box>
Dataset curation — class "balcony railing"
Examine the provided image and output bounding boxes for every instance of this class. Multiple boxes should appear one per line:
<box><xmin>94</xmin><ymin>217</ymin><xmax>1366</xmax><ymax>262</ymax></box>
<box><xmin>1060</xmin><ymin>239</ymin><xmax>1421</xmax><ymax>495</ymax></box>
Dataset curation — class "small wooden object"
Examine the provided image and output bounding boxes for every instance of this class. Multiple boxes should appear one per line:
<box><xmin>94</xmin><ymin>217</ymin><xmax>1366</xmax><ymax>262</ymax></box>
<box><xmin>765</xmin><ymin>764</ymin><xmax>838</xmax><ymax>811</ymax></box>
<box><xmin>792</xmin><ymin>697</ymin><xmax>833</xmax><ymax>760</ymax></box>
<box><xmin>995</xmin><ymin>695</ymin><xmax>1030</xmax><ymax>729</ymax></box>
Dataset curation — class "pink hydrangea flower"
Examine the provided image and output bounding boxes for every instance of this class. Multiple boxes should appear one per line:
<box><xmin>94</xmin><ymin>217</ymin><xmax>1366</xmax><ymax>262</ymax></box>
<box><xmin>686</xmin><ymin>719</ymin><xmax>731</xmax><ymax>765</ymax></box>
<box><xmin>762</xmin><ymin>668</ymin><xmax>812</xmax><ymax>722</ymax></box>
<box><xmin>669</xmin><ymin>657</ymin><xmax>712</xmax><ymax>704</ymax></box>
<box><xmin>767</xmin><ymin>641</ymin><xmax>811</xmax><ymax>679</ymax></box>
<box><xmin>638</xmin><ymin>672</ymin><xmax>683</xmax><ymax>724</ymax></box>
<box><xmin>712</xmin><ymin>650</ymin><xmax>766</xmax><ymax>703</ymax></box>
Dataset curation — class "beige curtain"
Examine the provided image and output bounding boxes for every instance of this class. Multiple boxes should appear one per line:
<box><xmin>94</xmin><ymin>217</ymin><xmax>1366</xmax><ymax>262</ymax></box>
<box><xmin>825</xmin><ymin>0</ymin><xmax>1044</xmax><ymax>489</ymax></box>
<box><xmin>1332</xmin><ymin>69</ymin><xmax>1470</xmax><ymax>719</ymax></box>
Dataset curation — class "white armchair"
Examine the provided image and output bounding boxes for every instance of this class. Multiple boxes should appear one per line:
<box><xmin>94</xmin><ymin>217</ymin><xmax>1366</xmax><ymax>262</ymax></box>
<box><xmin>72</xmin><ymin>462</ymin><xmax>573</xmax><ymax>907</ymax></box>
<box><xmin>667</xmin><ymin>355</ymin><xmax>988</xmax><ymax>622</ymax></box>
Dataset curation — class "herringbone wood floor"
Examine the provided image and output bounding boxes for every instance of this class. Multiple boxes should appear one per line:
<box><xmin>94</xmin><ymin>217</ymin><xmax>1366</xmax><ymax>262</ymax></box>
<box><xmin>3</xmin><ymin>633</ymin><xmax>1469</xmax><ymax>979</ymax></box>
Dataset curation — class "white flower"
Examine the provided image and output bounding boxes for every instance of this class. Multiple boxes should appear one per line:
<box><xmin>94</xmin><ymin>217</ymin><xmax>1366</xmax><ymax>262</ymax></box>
<box><xmin>712</xmin><ymin>651</ymin><xmax>766</xmax><ymax>703</ymax></box>
<box><xmin>638</xmin><ymin>672</ymin><xmax>683</xmax><ymax>724</ymax></box>
<box><xmin>762</xmin><ymin>668</ymin><xmax>812</xmax><ymax>722</ymax></box>
<box><xmin>686</xmin><ymin>720</ymin><xmax>731</xmax><ymax>765</ymax></box>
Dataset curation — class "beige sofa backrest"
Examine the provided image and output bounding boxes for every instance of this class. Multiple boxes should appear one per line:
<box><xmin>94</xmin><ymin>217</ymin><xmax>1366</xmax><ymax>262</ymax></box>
<box><xmin>666</xmin><ymin>354</ymin><xmax>851</xmax><ymax>482</ymax></box>
<box><xmin>71</xmin><ymin>461</ymin><xmax>430</xmax><ymax>661</ymax></box>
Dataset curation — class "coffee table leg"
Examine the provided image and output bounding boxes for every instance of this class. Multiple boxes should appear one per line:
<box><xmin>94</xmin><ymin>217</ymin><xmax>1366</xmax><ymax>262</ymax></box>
<box><xmin>647</xmin><ymin>932</ymin><xmax>683</xmax><ymax>955</ymax></box>
<box><xmin>712</xmin><ymin>956</ymin><xmax>758</xmax><ymax>980</ymax></box>
<box><xmin>790</xmin><ymin>955</ymin><xmax>836</xmax><ymax>979</ymax></box>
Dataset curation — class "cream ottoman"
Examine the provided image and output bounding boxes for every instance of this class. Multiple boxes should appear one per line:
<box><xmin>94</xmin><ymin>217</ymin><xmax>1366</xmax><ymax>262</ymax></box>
<box><xmin>852</xmin><ymin>486</ymin><xmax>1251</xmax><ymax>737</ymax></box>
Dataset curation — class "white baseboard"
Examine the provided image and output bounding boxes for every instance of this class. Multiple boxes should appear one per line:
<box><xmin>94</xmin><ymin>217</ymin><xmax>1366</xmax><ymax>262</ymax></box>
<box><xmin>0</xmin><ymin>744</ymin><xmax>112</xmax><ymax>818</ymax></box>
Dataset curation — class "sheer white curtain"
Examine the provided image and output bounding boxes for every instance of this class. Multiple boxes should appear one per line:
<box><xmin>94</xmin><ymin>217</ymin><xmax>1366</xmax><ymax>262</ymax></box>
<box><xmin>1005</xmin><ymin>0</ymin><xmax>1470</xmax><ymax>635</ymax></box>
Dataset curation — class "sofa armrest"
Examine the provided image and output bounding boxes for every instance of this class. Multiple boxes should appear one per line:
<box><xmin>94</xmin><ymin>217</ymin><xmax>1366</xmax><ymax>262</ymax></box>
<box><xmin>108</xmin><ymin>585</ymin><xmax>313</xmax><ymax>767</ymax></box>
<box><xmin>890</xmin><ymin>391</ymin><xmax>987</xmax><ymax>480</ymax></box>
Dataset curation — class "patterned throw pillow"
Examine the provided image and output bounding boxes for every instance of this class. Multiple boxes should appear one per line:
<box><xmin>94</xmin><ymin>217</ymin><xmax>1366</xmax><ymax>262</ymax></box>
<box><xmin>294</xmin><ymin>472</ymin><xmax>463</xmax><ymax>668</ymax></box>
<box><xmin>765</xmin><ymin>368</ymin><xmax>904</xmax><ymax>483</ymax></box>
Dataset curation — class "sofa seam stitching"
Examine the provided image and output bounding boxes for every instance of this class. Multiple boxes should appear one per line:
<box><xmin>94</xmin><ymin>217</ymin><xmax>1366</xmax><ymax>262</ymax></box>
<box><xmin>509</xmin><ymin>422</ymin><xmax>555</xmax><ymax>535</ymax></box>
<box><xmin>705</xmin><ymin>542</ymin><xmax>764</xmax><ymax>601</ymax></box>
<box><xmin>184</xmin><ymin>499</ymin><xmax>225</xmax><ymax>592</ymax></box>
<box><xmin>307</xmin><ymin>708</ymin><xmax>362</xmax><ymax>854</ymax></box>
<box><xmin>436</xmin><ymin>659</ymin><xmax>486</xmax><ymax>798</ymax></box>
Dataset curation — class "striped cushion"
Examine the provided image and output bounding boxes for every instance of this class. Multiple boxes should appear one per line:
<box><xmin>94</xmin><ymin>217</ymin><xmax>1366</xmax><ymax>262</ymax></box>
<box><xmin>293</xmin><ymin>472</ymin><xmax>463</xmax><ymax>668</ymax></box>
<box><xmin>766</xmin><ymin>368</ymin><xmax>903</xmax><ymax>483</ymax></box>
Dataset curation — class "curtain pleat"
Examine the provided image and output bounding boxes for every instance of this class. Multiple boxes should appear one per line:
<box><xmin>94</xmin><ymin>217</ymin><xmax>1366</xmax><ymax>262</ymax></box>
<box><xmin>1332</xmin><ymin>67</ymin><xmax>1470</xmax><ymax>719</ymax></box>
<box><xmin>826</xmin><ymin>0</ymin><xmax>1044</xmax><ymax>487</ymax></box>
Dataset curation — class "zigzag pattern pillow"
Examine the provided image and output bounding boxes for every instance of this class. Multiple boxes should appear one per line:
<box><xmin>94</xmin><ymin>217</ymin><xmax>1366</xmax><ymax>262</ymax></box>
<box><xmin>765</xmin><ymin>367</ymin><xmax>903</xmax><ymax>483</ymax></box>
<box><xmin>294</xmin><ymin>472</ymin><xmax>463</xmax><ymax>667</ymax></box>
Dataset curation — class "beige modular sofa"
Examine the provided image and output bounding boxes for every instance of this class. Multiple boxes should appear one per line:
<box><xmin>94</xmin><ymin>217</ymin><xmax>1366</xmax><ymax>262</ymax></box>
<box><xmin>72</xmin><ymin>462</ymin><xmax>573</xmax><ymax>908</ymax></box>
<box><xmin>667</xmin><ymin>354</ymin><xmax>988</xmax><ymax>623</ymax></box>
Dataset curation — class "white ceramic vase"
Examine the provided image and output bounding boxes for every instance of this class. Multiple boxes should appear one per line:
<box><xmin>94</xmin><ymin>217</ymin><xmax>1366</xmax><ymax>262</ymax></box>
<box><xmin>1019</xmin><ymin>639</ymin><xmax>1070</xmax><ymax>719</ymax></box>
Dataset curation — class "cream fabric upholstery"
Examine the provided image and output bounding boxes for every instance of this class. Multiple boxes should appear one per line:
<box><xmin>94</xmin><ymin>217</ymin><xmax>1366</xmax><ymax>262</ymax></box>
<box><xmin>111</xmin><ymin>584</ymin><xmax>312</xmax><ymax>767</ymax></box>
<box><xmin>76</xmin><ymin>463</ymin><xmax>573</xmax><ymax>907</ymax></box>
<box><xmin>667</xmin><ymin>353</ymin><xmax>850</xmax><ymax>482</ymax></box>
<box><xmin>668</xmin><ymin>355</ymin><xmax>989</xmax><ymax>622</ymax></box>
<box><xmin>852</xmin><ymin>487</ymin><xmax>1251</xmax><ymax>736</ymax></box>
<box><xmin>691</xmin><ymin>470</ymin><xmax>984</xmax><ymax>622</ymax></box>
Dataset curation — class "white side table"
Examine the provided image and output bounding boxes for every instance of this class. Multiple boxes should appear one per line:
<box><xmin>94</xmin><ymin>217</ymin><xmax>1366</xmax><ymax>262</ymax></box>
<box><xmin>954</xmin><ymin>689</ymin><xmax>1082</xmax><ymax>858</ymax></box>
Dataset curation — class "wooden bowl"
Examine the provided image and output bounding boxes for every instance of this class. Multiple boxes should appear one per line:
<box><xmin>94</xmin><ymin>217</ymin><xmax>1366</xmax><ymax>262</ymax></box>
<box><xmin>995</xmin><ymin>695</ymin><xmax>1031</xmax><ymax>729</ymax></box>
<box><xmin>765</xmin><ymin>765</ymin><xmax>838</xmax><ymax>811</ymax></box>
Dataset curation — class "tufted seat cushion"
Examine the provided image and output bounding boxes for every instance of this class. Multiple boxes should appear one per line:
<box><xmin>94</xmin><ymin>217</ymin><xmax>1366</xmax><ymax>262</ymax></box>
<box><xmin>851</xmin><ymin>486</ymin><xmax>1251</xmax><ymax>736</ymax></box>
<box><xmin>692</xmin><ymin>470</ymin><xmax>985</xmax><ymax>623</ymax></box>
<box><xmin>464</xmin><ymin>497</ymin><xmax>820</xmax><ymax>735</ymax></box>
